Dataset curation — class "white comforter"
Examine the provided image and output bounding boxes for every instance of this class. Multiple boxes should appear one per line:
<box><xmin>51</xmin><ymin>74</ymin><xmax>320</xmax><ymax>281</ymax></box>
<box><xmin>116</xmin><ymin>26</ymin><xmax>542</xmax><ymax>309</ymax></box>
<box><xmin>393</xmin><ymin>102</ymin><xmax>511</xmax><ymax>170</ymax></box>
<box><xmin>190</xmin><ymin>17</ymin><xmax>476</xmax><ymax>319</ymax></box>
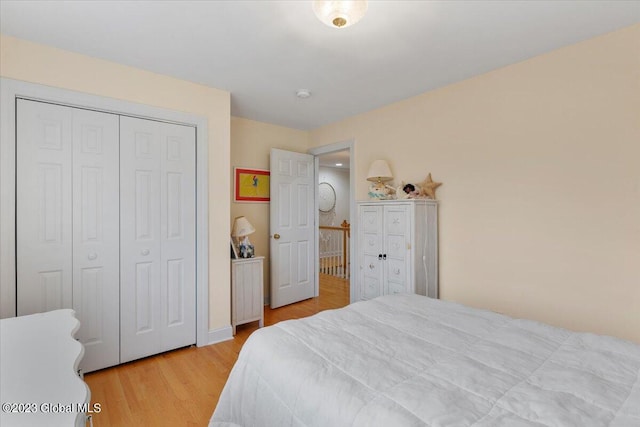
<box><xmin>211</xmin><ymin>294</ymin><xmax>640</xmax><ymax>426</ymax></box>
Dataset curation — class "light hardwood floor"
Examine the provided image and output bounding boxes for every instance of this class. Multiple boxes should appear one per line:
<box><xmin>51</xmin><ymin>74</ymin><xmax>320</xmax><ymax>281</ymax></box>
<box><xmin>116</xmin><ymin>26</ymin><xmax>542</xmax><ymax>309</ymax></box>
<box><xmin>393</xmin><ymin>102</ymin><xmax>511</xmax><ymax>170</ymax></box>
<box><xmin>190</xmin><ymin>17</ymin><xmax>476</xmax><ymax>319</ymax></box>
<box><xmin>85</xmin><ymin>274</ymin><xmax>349</xmax><ymax>426</ymax></box>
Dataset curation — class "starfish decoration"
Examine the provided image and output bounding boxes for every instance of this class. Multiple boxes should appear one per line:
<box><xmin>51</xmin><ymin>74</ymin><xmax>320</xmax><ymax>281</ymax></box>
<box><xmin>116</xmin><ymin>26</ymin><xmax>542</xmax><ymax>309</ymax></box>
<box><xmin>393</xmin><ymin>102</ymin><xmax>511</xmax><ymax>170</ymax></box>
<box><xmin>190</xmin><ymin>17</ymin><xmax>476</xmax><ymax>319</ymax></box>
<box><xmin>420</xmin><ymin>173</ymin><xmax>442</xmax><ymax>199</ymax></box>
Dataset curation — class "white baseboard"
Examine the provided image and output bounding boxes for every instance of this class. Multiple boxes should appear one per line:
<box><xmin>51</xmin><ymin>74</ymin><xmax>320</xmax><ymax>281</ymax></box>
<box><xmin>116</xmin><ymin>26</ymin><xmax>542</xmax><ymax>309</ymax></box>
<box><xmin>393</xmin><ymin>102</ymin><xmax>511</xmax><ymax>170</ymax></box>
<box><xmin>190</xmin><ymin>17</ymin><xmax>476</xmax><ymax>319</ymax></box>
<box><xmin>204</xmin><ymin>325</ymin><xmax>233</xmax><ymax>346</ymax></box>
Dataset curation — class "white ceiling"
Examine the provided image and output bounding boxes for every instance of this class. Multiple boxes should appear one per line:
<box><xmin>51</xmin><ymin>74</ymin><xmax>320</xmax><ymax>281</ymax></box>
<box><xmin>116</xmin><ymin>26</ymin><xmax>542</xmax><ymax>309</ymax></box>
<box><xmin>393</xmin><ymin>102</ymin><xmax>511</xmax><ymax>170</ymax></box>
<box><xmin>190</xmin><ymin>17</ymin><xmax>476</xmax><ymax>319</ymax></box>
<box><xmin>1</xmin><ymin>1</ymin><xmax>638</xmax><ymax>130</ymax></box>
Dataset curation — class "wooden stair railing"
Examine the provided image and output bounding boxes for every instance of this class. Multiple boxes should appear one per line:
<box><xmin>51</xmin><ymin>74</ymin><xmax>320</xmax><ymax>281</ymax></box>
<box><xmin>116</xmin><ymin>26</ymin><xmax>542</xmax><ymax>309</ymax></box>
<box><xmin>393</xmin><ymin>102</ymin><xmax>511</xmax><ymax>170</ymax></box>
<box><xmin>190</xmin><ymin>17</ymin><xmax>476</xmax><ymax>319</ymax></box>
<box><xmin>319</xmin><ymin>220</ymin><xmax>350</xmax><ymax>279</ymax></box>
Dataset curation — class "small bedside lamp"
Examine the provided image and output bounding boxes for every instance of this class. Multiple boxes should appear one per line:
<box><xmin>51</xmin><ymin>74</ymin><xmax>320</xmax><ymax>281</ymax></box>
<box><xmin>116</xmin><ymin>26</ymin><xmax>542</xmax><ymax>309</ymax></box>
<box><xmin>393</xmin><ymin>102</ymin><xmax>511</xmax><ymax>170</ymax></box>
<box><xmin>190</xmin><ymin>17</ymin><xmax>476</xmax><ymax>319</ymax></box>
<box><xmin>232</xmin><ymin>216</ymin><xmax>256</xmax><ymax>258</ymax></box>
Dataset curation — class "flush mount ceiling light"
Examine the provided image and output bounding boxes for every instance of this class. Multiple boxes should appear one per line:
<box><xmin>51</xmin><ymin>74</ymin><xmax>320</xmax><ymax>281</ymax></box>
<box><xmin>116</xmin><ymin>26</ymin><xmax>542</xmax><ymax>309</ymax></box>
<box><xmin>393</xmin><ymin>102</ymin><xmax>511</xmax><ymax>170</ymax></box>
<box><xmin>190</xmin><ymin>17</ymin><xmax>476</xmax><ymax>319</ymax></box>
<box><xmin>313</xmin><ymin>0</ymin><xmax>368</xmax><ymax>29</ymax></box>
<box><xmin>296</xmin><ymin>89</ymin><xmax>312</xmax><ymax>99</ymax></box>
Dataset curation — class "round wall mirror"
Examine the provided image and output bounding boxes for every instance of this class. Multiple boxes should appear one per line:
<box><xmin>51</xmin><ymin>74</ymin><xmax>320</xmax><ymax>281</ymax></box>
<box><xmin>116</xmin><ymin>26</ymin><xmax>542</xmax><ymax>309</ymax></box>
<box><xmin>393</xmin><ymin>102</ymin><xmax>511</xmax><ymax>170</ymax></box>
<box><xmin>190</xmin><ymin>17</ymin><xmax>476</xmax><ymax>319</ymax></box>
<box><xmin>318</xmin><ymin>182</ymin><xmax>336</xmax><ymax>212</ymax></box>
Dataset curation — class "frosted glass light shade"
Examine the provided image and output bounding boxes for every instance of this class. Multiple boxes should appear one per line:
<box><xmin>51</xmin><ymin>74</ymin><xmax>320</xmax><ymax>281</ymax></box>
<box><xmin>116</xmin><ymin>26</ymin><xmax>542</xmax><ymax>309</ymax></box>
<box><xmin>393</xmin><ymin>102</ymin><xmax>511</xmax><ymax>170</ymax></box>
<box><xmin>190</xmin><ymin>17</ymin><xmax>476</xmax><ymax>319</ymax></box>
<box><xmin>366</xmin><ymin>160</ymin><xmax>393</xmax><ymax>183</ymax></box>
<box><xmin>313</xmin><ymin>0</ymin><xmax>368</xmax><ymax>29</ymax></box>
<box><xmin>232</xmin><ymin>216</ymin><xmax>256</xmax><ymax>238</ymax></box>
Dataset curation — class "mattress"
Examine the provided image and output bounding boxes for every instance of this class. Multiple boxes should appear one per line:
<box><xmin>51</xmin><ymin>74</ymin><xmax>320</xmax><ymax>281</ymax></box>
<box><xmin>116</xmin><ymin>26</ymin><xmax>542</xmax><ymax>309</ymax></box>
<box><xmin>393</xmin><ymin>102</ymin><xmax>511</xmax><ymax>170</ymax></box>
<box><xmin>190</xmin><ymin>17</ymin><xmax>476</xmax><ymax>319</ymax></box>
<box><xmin>211</xmin><ymin>294</ymin><xmax>640</xmax><ymax>426</ymax></box>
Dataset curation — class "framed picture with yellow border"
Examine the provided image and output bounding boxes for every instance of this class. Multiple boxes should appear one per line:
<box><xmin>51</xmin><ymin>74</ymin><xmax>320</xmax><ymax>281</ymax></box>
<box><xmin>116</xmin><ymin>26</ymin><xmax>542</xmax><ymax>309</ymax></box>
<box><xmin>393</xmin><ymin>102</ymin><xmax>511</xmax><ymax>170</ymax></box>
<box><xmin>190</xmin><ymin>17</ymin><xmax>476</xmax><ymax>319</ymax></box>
<box><xmin>234</xmin><ymin>167</ymin><xmax>270</xmax><ymax>202</ymax></box>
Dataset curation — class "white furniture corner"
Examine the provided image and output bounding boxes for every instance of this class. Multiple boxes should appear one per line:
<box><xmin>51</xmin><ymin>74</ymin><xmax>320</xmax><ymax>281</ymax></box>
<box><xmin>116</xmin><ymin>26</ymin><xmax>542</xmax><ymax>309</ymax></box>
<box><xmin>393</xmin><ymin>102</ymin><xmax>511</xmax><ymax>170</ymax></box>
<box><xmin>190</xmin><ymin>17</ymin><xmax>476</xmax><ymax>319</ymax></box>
<box><xmin>0</xmin><ymin>309</ymin><xmax>90</xmax><ymax>427</ymax></box>
<box><xmin>231</xmin><ymin>256</ymin><xmax>265</xmax><ymax>335</ymax></box>
<box><xmin>356</xmin><ymin>199</ymin><xmax>438</xmax><ymax>300</ymax></box>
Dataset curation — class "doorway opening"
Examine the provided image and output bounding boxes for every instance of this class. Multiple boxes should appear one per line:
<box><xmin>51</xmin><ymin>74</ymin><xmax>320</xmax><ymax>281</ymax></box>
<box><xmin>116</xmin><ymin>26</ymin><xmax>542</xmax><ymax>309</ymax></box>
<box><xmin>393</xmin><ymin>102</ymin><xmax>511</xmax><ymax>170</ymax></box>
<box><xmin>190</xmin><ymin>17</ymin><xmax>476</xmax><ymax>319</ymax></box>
<box><xmin>310</xmin><ymin>140</ymin><xmax>355</xmax><ymax>308</ymax></box>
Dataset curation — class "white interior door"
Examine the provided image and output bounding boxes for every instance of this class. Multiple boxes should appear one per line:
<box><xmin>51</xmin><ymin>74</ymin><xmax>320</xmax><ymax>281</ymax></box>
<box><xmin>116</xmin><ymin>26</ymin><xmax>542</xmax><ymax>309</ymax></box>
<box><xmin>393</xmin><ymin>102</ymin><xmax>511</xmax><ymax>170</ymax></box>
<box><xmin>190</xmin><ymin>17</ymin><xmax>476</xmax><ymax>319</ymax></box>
<box><xmin>270</xmin><ymin>148</ymin><xmax>315</xmax><ymax>308</ymax></box>
<box><xmin>16</xmin><ymin>99</ymin><xmax>120</xmax><ymax>372</ymax></box>
<box><xmin>120</xmin><ymin>116</ymin><xmax>196</xmax><ymax>363</ymax></box>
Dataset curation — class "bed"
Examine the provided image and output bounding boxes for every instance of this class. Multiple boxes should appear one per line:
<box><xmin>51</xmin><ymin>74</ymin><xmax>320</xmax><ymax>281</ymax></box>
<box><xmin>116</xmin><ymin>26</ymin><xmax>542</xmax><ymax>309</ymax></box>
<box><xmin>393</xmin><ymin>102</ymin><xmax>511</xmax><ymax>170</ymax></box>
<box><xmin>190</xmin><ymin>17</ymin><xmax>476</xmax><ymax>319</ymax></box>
<box><xmin>210</xmin><ymin>294</ymin><xmax>640</xmax><ymax>426</ymax></box>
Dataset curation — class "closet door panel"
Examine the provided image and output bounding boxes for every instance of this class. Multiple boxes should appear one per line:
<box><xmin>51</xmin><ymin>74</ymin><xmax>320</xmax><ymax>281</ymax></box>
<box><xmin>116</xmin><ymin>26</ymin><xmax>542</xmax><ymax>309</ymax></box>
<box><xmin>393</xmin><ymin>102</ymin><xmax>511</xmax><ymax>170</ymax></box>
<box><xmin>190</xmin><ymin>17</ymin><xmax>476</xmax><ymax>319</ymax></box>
<box><xmin>160</xmin><ymin>124</ymin><xmax>196</xmax><ymax>350</ymax></box>
<box><xmin>120</xmin><ymin>117</ymin><xmax>163</xmax><ymax>363</ymax></box>
<box><xmin>72</xmin><ymin>108</ymin><xmax>120</xmax><ymax>372</ymax></box>
<box><xmin>16</xmin><ymin>100</ymin><xmax>73</xmax><ymax>315</ymax></box>
<box><xmin>17</xmin><ymin>100</ymin><xmax>197</xmax><ymax>370</ymax></box>
<box><xmin>17</xmin><ymin>101</ymin><xmax>120</xmax><ymax>372</ymax></box>
<box><xmin>120</xmin><ymin>117</ymin><xmax>195</xmax><ymax>362</ymax></box>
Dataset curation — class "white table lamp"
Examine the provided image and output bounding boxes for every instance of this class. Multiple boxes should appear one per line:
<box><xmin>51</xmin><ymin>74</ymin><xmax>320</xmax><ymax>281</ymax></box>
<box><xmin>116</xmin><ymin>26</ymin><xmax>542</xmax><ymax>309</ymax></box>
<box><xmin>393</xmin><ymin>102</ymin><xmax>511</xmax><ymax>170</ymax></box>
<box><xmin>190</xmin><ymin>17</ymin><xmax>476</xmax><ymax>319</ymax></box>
<box><xmin>232</xmin><ymin>216</ymin><xmax>256</xmax><ymax>258</ymax></box>
<box><xmin>366</xmin><ymin>159</ymin><xmax>393</xmax><ymax>184</ymax></box>
<box><xmin>366</xmin><ymin>160</ymin><xmax>395</xmax><ymax>200</ymax></box>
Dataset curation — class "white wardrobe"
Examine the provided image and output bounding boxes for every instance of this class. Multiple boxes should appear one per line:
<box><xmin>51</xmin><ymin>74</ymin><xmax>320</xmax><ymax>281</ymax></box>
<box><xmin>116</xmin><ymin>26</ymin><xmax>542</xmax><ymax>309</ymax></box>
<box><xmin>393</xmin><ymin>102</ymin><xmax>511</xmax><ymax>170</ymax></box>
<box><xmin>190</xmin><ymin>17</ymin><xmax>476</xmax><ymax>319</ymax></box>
<box><xmin>356</xmin><ymin>199</ymin><xmax>438</xmax><ymax>300</ymax></box>
<box><xmin>16</xmin><ymin>99</ymin><xmax>196</xmax><ymax>372</ymax></box>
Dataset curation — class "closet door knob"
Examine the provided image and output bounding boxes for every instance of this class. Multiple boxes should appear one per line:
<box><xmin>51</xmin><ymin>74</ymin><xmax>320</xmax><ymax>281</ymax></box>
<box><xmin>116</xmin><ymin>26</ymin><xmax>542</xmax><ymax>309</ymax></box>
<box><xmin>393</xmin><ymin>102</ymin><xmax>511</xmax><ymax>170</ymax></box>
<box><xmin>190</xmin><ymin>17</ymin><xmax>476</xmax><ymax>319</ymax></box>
<box><xmin>87</xmin><ymin>253</ymin><xmax>97</xmax><ymax>261</ymax></box>
<box><xmin>273</xmin><ymin>234</ymin><xmax>281</xmax><ymax>240</ymax></box>
<box><xmin>141</xmin><ymin>249</ymin><xmax>150</xmax><ymax>256</ymax></box>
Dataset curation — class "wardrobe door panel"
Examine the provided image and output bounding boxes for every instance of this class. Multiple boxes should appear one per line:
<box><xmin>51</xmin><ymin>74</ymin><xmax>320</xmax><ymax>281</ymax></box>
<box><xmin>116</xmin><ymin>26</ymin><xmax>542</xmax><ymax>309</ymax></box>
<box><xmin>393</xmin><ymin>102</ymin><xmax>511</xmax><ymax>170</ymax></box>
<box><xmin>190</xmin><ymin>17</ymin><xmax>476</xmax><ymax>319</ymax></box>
<box><xmin>358</xmin><ymin>205</ymin><xmax>383</xmax><ymax>299</ymax></box>
<box><xmin>383</xmin><ymin>205</ymin><xmax>411</xmax><ymax>294</ymax></box>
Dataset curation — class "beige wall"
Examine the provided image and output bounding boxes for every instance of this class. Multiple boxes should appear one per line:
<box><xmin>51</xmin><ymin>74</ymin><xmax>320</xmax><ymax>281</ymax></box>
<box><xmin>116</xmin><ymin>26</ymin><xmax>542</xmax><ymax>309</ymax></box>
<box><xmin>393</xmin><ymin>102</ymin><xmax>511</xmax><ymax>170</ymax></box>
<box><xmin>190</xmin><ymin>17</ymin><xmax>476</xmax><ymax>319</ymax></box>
<box><xmin>230</xmin><ymin>117</ymin><xmax>310</xmax><ymax>298</ymax></box>
<box><xmin>310</xmin><ymin>24</ymin><xmax>640</xmax><ymax>342</ymax></box>
<box><xmin>3</xmin><ymin>24</ymin><xmax>638</xmax><ymax>343</ymax></box>
<box><xmin>0</xmin><ymin>35</ymin><xmax>232</xmax><ymax>331</ymax></box>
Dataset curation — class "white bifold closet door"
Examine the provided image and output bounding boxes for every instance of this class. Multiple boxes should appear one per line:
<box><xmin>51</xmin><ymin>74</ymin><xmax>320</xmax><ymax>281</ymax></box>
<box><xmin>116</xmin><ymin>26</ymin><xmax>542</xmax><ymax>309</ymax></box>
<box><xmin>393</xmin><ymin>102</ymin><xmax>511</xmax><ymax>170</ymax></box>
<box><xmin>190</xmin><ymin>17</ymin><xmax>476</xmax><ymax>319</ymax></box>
<box><xmin>16</xmin><ymin>99</ymin><xmax>120</xmax><ymax>372</ymax></box>
<box><xmin>16</xmin><ymin>100</ymin><xmax>197</xmax><ymax>371</ymax></box>
<box><xmin>119</xmin><ymin>116</ymin><xmax>196</xmax><ymax>363</ymax></box>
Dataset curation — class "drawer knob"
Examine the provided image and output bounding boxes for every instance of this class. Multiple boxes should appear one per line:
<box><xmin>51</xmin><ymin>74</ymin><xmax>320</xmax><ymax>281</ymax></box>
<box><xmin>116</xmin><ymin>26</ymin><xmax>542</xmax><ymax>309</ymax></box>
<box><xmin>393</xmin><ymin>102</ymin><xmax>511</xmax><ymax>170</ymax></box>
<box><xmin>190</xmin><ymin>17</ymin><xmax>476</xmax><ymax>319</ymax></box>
<box><xmin>141</xmin><ymin>249</ymin><xmax>150</xmax><ymax>256</ymax></box>
<box><xmin>87</xmin><ymin>253</ymin><xmax>97</xmax><ymax>261</ymax></box>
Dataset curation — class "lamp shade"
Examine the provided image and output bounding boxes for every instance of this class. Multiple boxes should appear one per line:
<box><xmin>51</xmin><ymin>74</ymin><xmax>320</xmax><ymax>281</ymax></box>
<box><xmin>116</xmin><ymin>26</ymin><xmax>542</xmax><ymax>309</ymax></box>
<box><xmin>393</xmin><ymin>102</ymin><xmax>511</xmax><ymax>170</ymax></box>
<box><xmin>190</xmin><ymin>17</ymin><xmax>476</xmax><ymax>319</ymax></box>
<box><xmin>232</xmin><ymin>216</ymin><xmax>256</xmax><ymax>238</ymax></box>
<box><xmin>313</xmin><ymin>0</ymin><xmax>368</xmax><ymax>29</ymax></box>
<box><xmin>366</xmin><ymin>160</ymin><xmax>393</xmax><ymax>183</ymax></box>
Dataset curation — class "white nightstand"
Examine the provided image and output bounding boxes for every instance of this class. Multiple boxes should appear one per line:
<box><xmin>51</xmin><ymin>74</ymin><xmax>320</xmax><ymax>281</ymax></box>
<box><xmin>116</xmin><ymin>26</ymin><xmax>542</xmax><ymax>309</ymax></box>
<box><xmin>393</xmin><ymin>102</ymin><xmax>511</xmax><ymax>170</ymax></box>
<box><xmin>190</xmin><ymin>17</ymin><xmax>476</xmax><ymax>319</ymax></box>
<box><xmin>231</xmin><ymin>256</ymin><xmax>265</xmax><ymax>335</ymax></box>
